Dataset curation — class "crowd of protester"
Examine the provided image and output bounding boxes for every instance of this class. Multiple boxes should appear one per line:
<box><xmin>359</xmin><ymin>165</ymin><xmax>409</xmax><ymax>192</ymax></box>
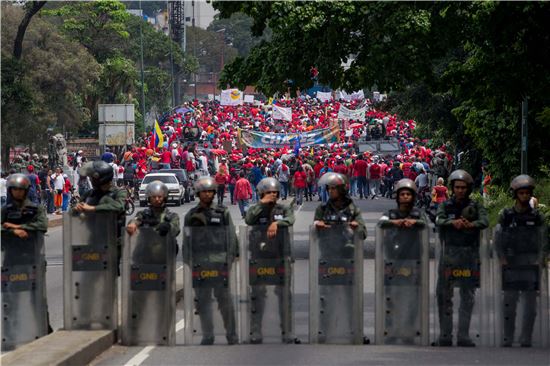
<box><xmin>2</xmin><ymin>95</ymin><xmax>458</xmax><ymax>213</ymax></box>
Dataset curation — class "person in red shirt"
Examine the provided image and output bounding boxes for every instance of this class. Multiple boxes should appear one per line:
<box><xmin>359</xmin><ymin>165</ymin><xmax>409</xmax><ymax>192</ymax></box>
<box><xmin>368</xmin><ymin>159</ymin><xmax>382</xmax><ymax>199</ymax></box>
<box><xmin>333</xmin><ymin>156</ymin><xmax>348</xmax><ymax>176</ymax></box>
<box><xmin>353</xmin><ymin>154</ymin><xmax>369</xmax><ymax>199</ymax></box>
<box><xmin>160</xmin><ymin>148</ymin><xmax>172</xmax><ymax>169</ymax></box>
<box><xmin>431</xmin><ymin>177</ymin><xmax>449</xmax><ymax>209</ymax></box>
<box><xmin>234</xmin><ymin>171</ymin><xmax>252</xmax><ymax>218</ymax></box>
<box><xmin>292</xmin><ymin>164</ymin><xmax>307</xmax><ymax>205</ymax></box>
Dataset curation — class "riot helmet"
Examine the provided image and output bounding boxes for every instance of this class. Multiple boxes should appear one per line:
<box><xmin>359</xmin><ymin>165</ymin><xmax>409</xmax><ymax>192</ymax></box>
<box><xmin>393</xmin><ymin>178</ymin><xmax>417</xmax><ymax>203</ymax></box>
<box><xmin>319</xmin><ymin>172</ymin><xmax>348</xmax><ymax>196</ymax></box>
<box><xmin>146</xmin><ymin>180</ymin><xmax>169</xmax><ymax>205</ymax></box>
<box><xmin>448</xmin><ymin>169</ymin><xmax>473</xmax><ymax>194</ymax></box>
<box><xmin>7</xmin><ymin>173</ymin><xmax>31</xmax><ymax>190</ymax></box>
<box><xmin>6</xmin><ymin>173</ymin><xmax>30</xmax><ymax>201</ymax></box>
<box><xmin>256</xmin><ymin>177</ymin><xmax>281</xmax><ymax>198</ymax></box>
<box><xmin>194</xmin><ymin>176</ymin><xmax>217</xmax><ymax>196</ymax></box>
<box><xmin>509</xmin><ymin>174</ymin><xmax>535</xmax><ymax>197</ymax></box>
<box><xmin>79</xmin><ymin>160</ymin><xmax>113</xmax><ymax>187</ymax></box>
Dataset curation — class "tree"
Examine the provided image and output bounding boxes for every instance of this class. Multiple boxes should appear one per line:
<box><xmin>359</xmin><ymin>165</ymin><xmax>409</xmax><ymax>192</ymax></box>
<box><xmin>213</xmin><ymin>1</ymin><xmax>550</xmax><ymax>180</ymax></box>
<box><xmin>2</xmin><ymin>3</ymin><xmax>101</xmax><ymax>165</ymax></box>
<box><xmin>186</xmin><ymin>26</ymin><xmax>238</xmax><ymax>75</ymax></box>
<box><xmin>208</xmin><ymin>12</ymin><xmax>271</xmax><ymax>57</ymax></box>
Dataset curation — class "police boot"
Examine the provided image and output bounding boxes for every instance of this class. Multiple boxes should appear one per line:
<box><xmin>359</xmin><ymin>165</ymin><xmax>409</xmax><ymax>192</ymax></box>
<box><xmin>457</xmin><ymin>317</ymin><xmax>475</xmax><ymax>347</ymax></box>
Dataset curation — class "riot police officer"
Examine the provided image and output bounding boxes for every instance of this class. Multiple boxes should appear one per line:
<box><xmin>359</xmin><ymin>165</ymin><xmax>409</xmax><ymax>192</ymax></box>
<box><xmin>245</xmin><ymin>177</ymin><xmax>296</xmax><ymax>344</ymax></box>
<box><xmin>435</xmin><ymin>169</ymin><xmax>488</xmax><ymax>347</ymax></box>
<box><xmin>1</xmin><ymin>174</ymin><xmax>51</xmax><ymax>348</ymax></box>
<box><xmin>494</xmin><ymin>175</ymin><xmax>547</xmax><ymax>347</ymax></box>
<box><xmin>314</xmin><ymin>172</ymin><xmax>367</xmax><ymax>248</ymax></box>
<box><xmin>124</xmin><ymin>181</ymin><xmax>179</xmax><ymax>345</ymax></box>
<box><xmin>313</xmin><ymin>172</ymin><xmax>366</xmax><ymax>343</ymax></box>
<box><xmin>2</xmin><ymin>174</ymin><xmax>48</xmax><ymax>237</ymax></box>
<box><xmin>76</xmin><ymin>160</ymin><xmax>126</xmax><ymax>219</ymax></box>
<box><xmin>377</xmin><ymin>179</ymin><xmax>428</xmax><ymax>345</ymax></box>
<box><xmin>76</xmin><ymin>160</ymin><xmax>126</xmax><ymax>264</ymax></box>
<box><xmin>183</xmin><ymin>176</ymin><xmax>238</xmax><ymax>345</ymax></box>
<box><xmin>127</xmin><ymin>180</ymin><xmax>180</xmax><ymax>239</ymax></box>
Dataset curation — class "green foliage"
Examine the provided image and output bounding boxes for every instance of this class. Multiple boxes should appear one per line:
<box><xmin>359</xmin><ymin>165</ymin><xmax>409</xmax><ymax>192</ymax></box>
<box><xmin>186</xmin><ymin>26</ymin><xmax>238</xmax><ymax>75</ymax></box>
<box><xmin>43</xmin><ymin>0</ymin><xmax>130</xmax><ymax>62</ymax></box>
<box><xmin>209</xmin><ymin>12</ymin><xmax>272</xmax><ymax>57</ymax></box>
<box><xmin>2</xmin><ymin>3</ymin><xmax>101</xmax><ymax>153</ymax></box>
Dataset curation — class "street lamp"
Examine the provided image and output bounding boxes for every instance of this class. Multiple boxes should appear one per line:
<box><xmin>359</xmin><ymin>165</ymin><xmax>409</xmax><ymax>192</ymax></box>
<box><xmin>215</xmin><ymin>28</ymin><xmax>226</xmax><ymax>94</ymax></box>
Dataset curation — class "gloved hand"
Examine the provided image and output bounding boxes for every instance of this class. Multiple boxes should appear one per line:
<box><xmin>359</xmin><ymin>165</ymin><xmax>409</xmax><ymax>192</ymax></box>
<box><xmin>157</xmin><ymin>222</ymin><xmax>171</xmax><ymax>236</ymax></box>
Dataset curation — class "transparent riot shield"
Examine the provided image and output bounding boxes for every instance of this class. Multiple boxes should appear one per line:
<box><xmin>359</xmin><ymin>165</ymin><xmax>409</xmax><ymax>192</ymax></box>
<box><xmin>375</xmin><ymin>225</ymin><xmax>429</xmax><ymax>345</ymax></box>
<box><xmin>239</xmin><ymin>225</ymin><xmax>294</xmax><ymax>344</ymax></box>
<box><xmin>432</xmin><ymin>228</ymin><xmax>493</xmax><ymax>346</ymax></box>
<box><xmin>1</xmin><ymin>232</ymin><xmax>47</xmax><ymax>350</ymax></box>
<box><xmin>63</xmin><ymin>211</ymin><xmax>118</xmax><ymax>330</ymax></box>
<box><xmin>121</xmin><ymin>227</ymin><xmax>176</xmax><ymax>346</ymax></box>
<box><xmin>309</xmin><ymin>225</ymin><xmax>364</xmax><ymax>344</ymax></box>
<box><xmin>493</xmin><ymin>224</ymin><xmax>549</xmax><ymax>347</ymax></box>
<box><xmin>183</xmin><ymin>226</ymin><xmax>238</xmax><ymax>345</ymax></box>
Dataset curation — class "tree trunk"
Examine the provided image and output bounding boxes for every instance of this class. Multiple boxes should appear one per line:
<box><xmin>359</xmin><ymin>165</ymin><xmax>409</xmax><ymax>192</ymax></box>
<box><xmin>3</xmin><ymin>143</ymin><xmax>11</xmax><ymax>171</ymax></box>
<box><xmin>13</xmin><ymin>1</ymin><xmax>47</xmax><ymax>60</ymax></box>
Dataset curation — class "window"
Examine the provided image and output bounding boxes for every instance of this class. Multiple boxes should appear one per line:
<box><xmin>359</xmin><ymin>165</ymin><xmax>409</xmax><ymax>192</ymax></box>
<box><xmin>142</xmin><ymin>175</ymin><xmax>178</xmax><ymax>184</ymax></box>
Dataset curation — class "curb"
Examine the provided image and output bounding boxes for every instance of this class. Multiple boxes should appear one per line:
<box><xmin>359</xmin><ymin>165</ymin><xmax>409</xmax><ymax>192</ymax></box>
<box><xmin>1</xmin><ymin>330</ymin><xmax>114</xmax><ymax>366</ymax></box>
<box><xmin>47</xmin><ymin>216</ymin><xmax>63</xmax><ymax>228</ymax></box>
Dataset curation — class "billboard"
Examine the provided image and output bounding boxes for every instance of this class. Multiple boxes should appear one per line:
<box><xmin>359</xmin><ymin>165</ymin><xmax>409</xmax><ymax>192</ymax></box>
<box><xmin>98</xmin><ymin>123</ymin><xmax>135</xmax><ymax>146</ymax></box>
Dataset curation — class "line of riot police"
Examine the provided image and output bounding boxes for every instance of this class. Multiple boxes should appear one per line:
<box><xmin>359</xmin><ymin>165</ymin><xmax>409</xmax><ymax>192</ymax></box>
<box><xmin>2</xmin><ymin>161</ymin><xmax>548</xmax><ymax>349</ymax></box>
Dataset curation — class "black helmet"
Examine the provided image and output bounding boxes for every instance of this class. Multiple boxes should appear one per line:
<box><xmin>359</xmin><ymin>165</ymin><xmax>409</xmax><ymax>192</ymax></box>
<box><xmin>257</xmin><ymin>177</ymin><xmax>281</xmax><ymax>198</ymax></box>
<box><xmin>449</xmin><ymin>169</ymin><xmax>473</xmax><ymax>194</ymax></box>
<box><xmin>79</xmin><ymin>161</ymin><xmax>113</xmax><ymax>186</ymax></box>
<box><xmin>393</xmin><ymin>178</ymin><xmax>417</xmax><ymax>202</ymax></box>
<box><xmin>509</xmin><ymin>175</ymin><xmax>535</xmax><ymax>197</ymax></box>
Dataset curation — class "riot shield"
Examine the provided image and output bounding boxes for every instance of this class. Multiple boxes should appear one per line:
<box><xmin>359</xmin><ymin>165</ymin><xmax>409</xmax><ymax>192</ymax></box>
<box><xmin>239</xmin><ymin>225</ymin><xmax>294</xmax><ymax>344</ymax></box>
<box><xmin>432</xmin><ymin>228</ymin><xmax>493</xmax><ymax>346</ymax></box>
<box><xmin>183</xmin><ymin>226</ymin><xmax>238</xmax><ymax>345</ymax></box>
<box><xmin>493</xmin><ymin>224</ymin><xmax>549</xmax><ymax>347</ymax></box>
<box><xmin>63</xmin><ymin>211</ymin><xmax>118</xmax><ymax>330</ymax></box>
<box><xmin>309</xmin><ymin>224</ymin><xmax>364</xmax><ymax>344</ymax></box>
<box><xmin>375</xmin><ymin>225</ymin><xmax>429</xmax><ymax>345</ymax></box>
<box><xmin>1</xmin><ymin>232</ymin><xmax>47</xmax><ymax>350</ymax></box>
<box><xmin>121</xmin><ymin>227</ymin><xmax>176</xmax><ymax>346</ymax></box>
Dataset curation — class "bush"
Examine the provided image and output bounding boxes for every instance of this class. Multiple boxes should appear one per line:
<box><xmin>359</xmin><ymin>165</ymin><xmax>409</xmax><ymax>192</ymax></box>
<box><xmin>472</xmin><ymin>177</ymin><xmax>550</xmax><ymax>228</ymax></box>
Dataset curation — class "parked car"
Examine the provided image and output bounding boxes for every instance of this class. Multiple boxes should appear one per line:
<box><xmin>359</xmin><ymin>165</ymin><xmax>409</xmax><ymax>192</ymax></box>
<box><xmin>138</xmin><ymin>173</ymin><xmax>183</xmax><ymax>207</ymax></box>
<box><xmin>152</xmin><ymin>168</ymin><xmax>194</xmax><ymax>203</ymax></box>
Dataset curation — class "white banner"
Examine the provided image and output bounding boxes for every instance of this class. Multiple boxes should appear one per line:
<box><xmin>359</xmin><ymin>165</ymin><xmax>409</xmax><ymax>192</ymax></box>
<box><xmin>338</xmin><ymin>105</ymin><xmax>366</xmax><ymax>121</ymax></box>
<box><xmin>220</xmin><ymin>89</ymin><xmax>243</xmax><ymax>106</ymax></box>
<box><xmin>373</xmin><ymin>91</ymin><xmax>381</xmax><ymax>102</ymax></box>
<box><xmin>273</xmin><ymin>105</ymin><xmax>292</xmax><ymax>121</ymax></box>
<box><xmin>316</xmin><ymin>91</ymin><xmax>332</xmax><ymax>102</ymax></box>
<box><xmin>338</xmin><ymin>90</ymin><xmax>365</xmax><ymax>101</ymax></box>
<box><xmin>244</xmin><ymin>94</ymin><xmax>255</xmax><ymax>104</ymax></box>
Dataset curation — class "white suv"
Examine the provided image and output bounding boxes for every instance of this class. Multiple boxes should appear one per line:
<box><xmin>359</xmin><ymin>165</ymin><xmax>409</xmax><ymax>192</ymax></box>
<box><xmin>138</xmin><ymin>173</ymin><xmax>183</xmax><ymax>207</ymax></box>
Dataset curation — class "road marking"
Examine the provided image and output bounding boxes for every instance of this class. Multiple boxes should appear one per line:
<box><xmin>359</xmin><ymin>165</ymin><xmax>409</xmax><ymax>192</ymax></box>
<box><xmin>176</xmin><ymin>318</ymin><xmax>185</xmax><ymax>332</ymax></box>
<box><xmin>123</xmin><ymin>345</ymin><xmax>154</xmax><ymax>366</ymax></box>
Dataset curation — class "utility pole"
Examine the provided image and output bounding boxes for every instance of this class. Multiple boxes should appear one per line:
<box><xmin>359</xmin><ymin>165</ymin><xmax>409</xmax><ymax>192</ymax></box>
<box><xmin>521</xmin><ymin>97</ymin><xmax>528</xmax><ymax>174</ymax></box>
<box><xmin>139</xmin><ymin>0</ymin><xmax>146</xmax><ymax>139</ymax></box>
<box><xmin>192</xmin><ymin>0</ymin><xmax>197</xmax><ymax>100</ymax></box>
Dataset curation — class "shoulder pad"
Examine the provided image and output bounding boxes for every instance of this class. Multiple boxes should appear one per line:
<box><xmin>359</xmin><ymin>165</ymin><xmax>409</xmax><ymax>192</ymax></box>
<box><xmin>409</xmin><ymin>208</ymin><xmax>422</xmax><ymax>219</ymax></box>
<box><xmin>388</xmin><ymin>209</ymin><xmax>400</xmax><ymax>219</ymax></box>
<box><xmin>499</xmin><ymin>208</ymin><xmax>515</xmax><ymax>226</ymax></box>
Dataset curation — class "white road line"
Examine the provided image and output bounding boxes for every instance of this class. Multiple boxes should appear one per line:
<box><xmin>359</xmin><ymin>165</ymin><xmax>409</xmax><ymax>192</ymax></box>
<box><xmin>123</xmin><ymin>345</ymin><xmax>154</xmax><ymax>366</ymax></box>
<box><xmin>175</xmin><ymin>318</ymin><xmax>186</xmax><ymax>332</ymax></box>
